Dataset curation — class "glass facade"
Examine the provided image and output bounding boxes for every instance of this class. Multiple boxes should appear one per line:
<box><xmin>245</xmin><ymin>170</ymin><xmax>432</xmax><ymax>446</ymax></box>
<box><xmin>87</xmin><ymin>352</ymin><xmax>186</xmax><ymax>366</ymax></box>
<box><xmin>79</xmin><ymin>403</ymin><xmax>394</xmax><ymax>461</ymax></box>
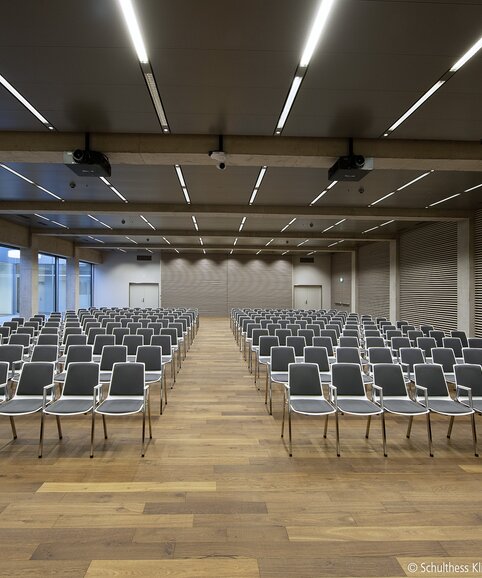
<box><xmin>79</xmin><ymin>261</ymin><xmax>93</xmax><ymax>308</ymax></box>
<box><xmin>0</xmin><ymin>246</ymin><xmax>20</xmax><ymax>319</ymax></box>
<box><xmin>57</xmin><ymin>257</ymin><xmax>67</xmax><ymax>312</ymax></box>
<box><xmin>38</xmin><ymin>253</ymin><xmax>56</xmax><ymax>314</ymax></box>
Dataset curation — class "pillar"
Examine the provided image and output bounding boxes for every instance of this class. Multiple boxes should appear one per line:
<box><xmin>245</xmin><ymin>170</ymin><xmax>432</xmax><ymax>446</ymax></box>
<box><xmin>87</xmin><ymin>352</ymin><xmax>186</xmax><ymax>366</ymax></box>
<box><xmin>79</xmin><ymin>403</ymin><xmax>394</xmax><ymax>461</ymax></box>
<box><xmin>457</xmin><ymin>219</ymin><xmax>474</xmax><ymax>335</ymax></box>
<box><xmin>389</xmin><ymin>239</ymin><xmax>399</xmax><ymax>323</ymax></box>
<box><xmin>66</xmin><ymin>248</ymin><xmax>80</xmax><ymax>312</ymax></box>
<box><xmin>19</xmin><ymin>234</ymin><xmax>39</xmax><ymax>318</ymax></box>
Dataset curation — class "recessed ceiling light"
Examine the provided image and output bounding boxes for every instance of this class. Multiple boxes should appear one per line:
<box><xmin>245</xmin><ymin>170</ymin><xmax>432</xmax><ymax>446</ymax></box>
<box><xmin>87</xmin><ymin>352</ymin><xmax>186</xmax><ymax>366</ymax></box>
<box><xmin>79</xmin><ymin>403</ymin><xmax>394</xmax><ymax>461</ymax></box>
<box><xmin>300</xmin><ymin>0</ymin><xmax>337</xmax><ymax>67</ymax></box>
<box><xmin>145</xmin><ymin>248</ymin><xmax>153</xmax><ymax>254</ymax></box>
<box><xmin>125</xmin><ymin>236</ymin><xmax>138</xmax><ymax>244</ymax></box>
<box><xmin>256</xmin><ymin>250</ymin><xmax>262</xmax><ymax>255</ymax></box>
<box><xmin>0</xmin><ymin>74</ymin><xmax>55</xmax><ymax>130</ymax></box>
<box><xmin>275</xmin><ymin>76</ymin><xmax>303</xmax><ymax>133</ymax></box>
<box><xmin>117</xmin><ymin>0</ymin><xmax>149</xmax><ymax>64</ymax></box>
<box><xmin>162</xmin><ymin>236</ymin><xmax>171</xmax><ymax>245</ymax></box>
<box><xmin>51</xmin><ymin>220</ymin><xmax>69</xmax><ymax>229</ymax></box>
<box><xmin>362</xmin><ymin>226</ymin><xmax>379</xmax><ymax>234</ymax></box>
<box><xmin>0</xmin><ymin>164</ymin><xmax>63</xmax><ymax>200</ymax></box>
<box><xmin>334</xmin><ymin>218</ymin><xmax>346</xmax><ymax>226</ymax></box>
<box><xmin>117</xmin><ymin>248</ymin><xmax>127</xmax><ymax>253</ymax></box>
<box><xmin>370</xmin><ymin>171</ymin><xmax>433</xmax><ymax>206</ymax></box>
<box><xmin>282</xmin><ymin>251</ymin><xmax>290</xmax><ymax>256</ymax></box>
<box><xmin>230</xmin><ymin>249</ymin><xmax>234</xmax><ymax>255</ymax></box>
<box><xmin>238</xmin><ymin>216</ymin><xmax>247</xmax><ymax>231</ymax></box>
<box><xmin>307</xmin><ymin>251</ymin><xmax>316</xmax><ymax>256</ymax></box>
<box><xmin>450</xmin><ymin>37</ymin><xmax>482</xmax><ymax>72</ymax></box>
<box><xmin>297</xmin><ymin>239</ymin><xmax>308</xmax><ymax>247</ymax></box>
<box><xmin>427</xmin><ymin>193</ymin><xmax>461</xmax><ymax>207</ymax></box>
<box><xmin>88</xmin><ymin>235</ymin><xmax>104</xmax><ymax>243</ymax></box>
<box><xmin>140</xmin><ymin>215</ymin><xmax>156</xmax><ymax>230</ymax></box>
<box><xmin>175</xmin><ymin>165</ymin><xmax>191</xmax><ymax>204</ymax></box>
<box><xmin>310</xmin><ymin>180</ymin><xmax>337</xmax><ymax>206</ymax></box>
<box><xmin>191</xmin><ymin>216</ymin><xmax>199</xmax><ymax>231</ymax></box>
<box><xmin>174</xmin><ymin>248</ymin><xmax>179</xmax><ymax>254</ymax></box>
<box><xmin>265</xmin><ymin>238</ymin><xmax>274</xmax><ymax>246</ymax></box>
<box><xmin>249</xmin><ymin>167</ymin><xmax>267</xmax><ymax>205</ymax></box>
<box><xmin>34</xmin><ymin>213</ymin><xmax>50</xmax><ymax>221</ymax></box>
<box><xmin>202</xmin><ymin>249</ymin><xmax>206</xmax><ymax>255</ymax></box>
<box><xmin>464</xmin><ymin>183</ymin><xmax>482</xmax><ymax>193</ymax></box>
<box><xmin>281</xmin><ymin>217</ymin><xmax>296</xmax><ymax>232</ymax></box>
<box><xmin>322</xmin><ymin>224</ymin><xmax>334</xmax><ymax>233</ymax></box>
<box><xmin>144</xmin><ymin>72</ymin><xmax>170</xmax><ymax>132</ymax></box>
<box><xmin>379</xmin><ymin>220</ymin><xmax>394</xmax><ymax>227</ymax></box>
<box><xmin>88</xmin><ymin>214</ymin><xmax>112</xmax><ymax>229</ymax></box>
<box><xmin>99</xmin><ymin>176</ymin><xmax>128</xmax><ymax>203</ymax></box>
<box><xmin>233</xmin><ymin>238</ymin><xmax>238</xmax><ymax>246</ymax></box>
<box><xmin>199</xmin><ymin>237</ymin><xmax>204</xmax><ymax>246</ymax></box>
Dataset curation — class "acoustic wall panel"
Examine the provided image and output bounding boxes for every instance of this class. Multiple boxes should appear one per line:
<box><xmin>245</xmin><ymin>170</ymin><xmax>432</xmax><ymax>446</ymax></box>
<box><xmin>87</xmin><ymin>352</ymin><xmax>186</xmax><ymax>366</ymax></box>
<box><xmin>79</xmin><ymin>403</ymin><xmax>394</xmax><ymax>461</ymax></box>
<box><xmin>357</xmin><ymin>242</ymin><xmax>390</xmax><ymax>319</ymax></box>
<box><xmin>227</xmin><ymin>256</ymin><xmax>292</xmax><ymax>310</ymax></box>
<box><xmin>400</xmin><ymin>222</ymin><xmax>457</xmax><ymax>333</ymax></box>
<box><xmin>331</xmin><ymin>253</ymin><xmax>352</xmax><ymax>311</ymax></box>
<box><xmin>161</xmin><ymin>254</ymin><xmax>228</xmax><ymax>316</ymax></box>
<box><xmin>475</xmin><ymin>210</ymin><xmax>482</xmax><ymax>337</ymax></box>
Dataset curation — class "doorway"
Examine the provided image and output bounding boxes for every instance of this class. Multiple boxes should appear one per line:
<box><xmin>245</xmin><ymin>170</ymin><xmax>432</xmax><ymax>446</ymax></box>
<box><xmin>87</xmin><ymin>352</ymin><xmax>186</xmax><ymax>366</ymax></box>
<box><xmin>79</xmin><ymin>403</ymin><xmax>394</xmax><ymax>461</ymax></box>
<box><xmin>129</xmin><ymin>283</ymin><xmax>159</xmax><ymax>308</ymax></box>
<box><xmin>294</xmin><ymin>285</ymin><xmax>322</xmax><ymax>310</ymax></box>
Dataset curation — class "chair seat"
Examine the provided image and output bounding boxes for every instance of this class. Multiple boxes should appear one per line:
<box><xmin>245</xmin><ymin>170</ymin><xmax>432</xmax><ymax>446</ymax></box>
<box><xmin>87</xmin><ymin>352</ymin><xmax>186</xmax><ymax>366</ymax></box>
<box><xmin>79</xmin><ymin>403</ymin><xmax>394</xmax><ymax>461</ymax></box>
<box><xmin>425</xmin><ymin>398</ymin><xmax>474</xmax><ymax>415</ymax></box>
<box><xmin>45</xmin><ymin>398</ymin><xmax>93</xmax><ymax>415</ymax></box>
<box><xmin>144</xmin><ymin>372</ymin><xmax>162</xmax><ymax>382</ymax></box>
<box><xmin>0</xmin><ymin>398</ymin><xmax>43</xmax><ymax>414</ymax></box>
<box><xmin>459</xmin><ymin>398</ymin><xmax>482</xmax><ymax>413</ymax></box>
<box><xmin>291</xmin><ymin>397</ymin><xmax>335</xmax><ymax>416</ymax></box>
<box><xmin>337</xmin><ymin>398</ymin><xmax>383</xmax><ymax>415</ymax></box>
<box><xmin>161</xmin><ymin>356</ymin><xmax>172</xmax><ymax>365</ymax></box>
<box><xmin>319</xmin><ymin>372</ymin><xmax>332</xmax><ymax>383</ymax></box>
<box><xmin>99</xmin><ymin>372</ymin><xmax>113</xmax><ymax>382</ymax></box>
<box><xmin>258</xmin><ymin>356</ymin><xmax>270</xmax><ymax>365</ymax></box>
<box><xmin>383</xmin><ymin>398</ymin><xmax>428</xmax><ymax>415</ymax></box>
<box><xmin>96</xmin><ymin>398</ymin><xmax>144</xmax><ymax>415</ymax></box>
<box><xmin>271</xmin><ymin>371</ymin><xmax>288</xmax><ymax>384</ymax></box>
<box><xmin>55</xmin><ymin>372</ymin><xmax>66</xmax><ymax>382</ymax></box>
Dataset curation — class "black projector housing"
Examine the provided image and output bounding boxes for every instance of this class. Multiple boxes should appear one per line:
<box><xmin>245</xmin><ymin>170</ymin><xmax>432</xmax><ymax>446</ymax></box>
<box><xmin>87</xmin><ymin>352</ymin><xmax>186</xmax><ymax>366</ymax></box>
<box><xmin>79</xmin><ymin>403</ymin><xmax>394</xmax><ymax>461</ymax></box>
<box><xmin>64</xmin><ymin>149</ymin><xmax>111</xmax><ymax>178</ymax></box>
<box><xmin>328</xmin><ymin>155</ymin><xmax>372</xmax><ymax>182</ymax></box>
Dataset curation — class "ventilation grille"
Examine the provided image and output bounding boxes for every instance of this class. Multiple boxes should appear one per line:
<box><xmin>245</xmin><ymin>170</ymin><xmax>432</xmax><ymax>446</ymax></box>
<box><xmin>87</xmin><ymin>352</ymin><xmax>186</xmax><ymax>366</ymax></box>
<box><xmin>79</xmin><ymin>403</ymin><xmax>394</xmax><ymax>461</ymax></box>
<box><xmin>475</xmin><ymin>210</ymin><xmax>482</xmax><ymax>337</ymax></box>
<box><xmin>357</xmin><ymin>242</ymin><xmax>390</xmax><ymax>319</ymax></box>
<box><xmin>400</xmin><ymin>222</ymin><xmax>457</xmax><ymax>333</ymax></box>
<box><xmin>300</xmin><ymin>257</ymin><xmax>314</xmax><ymax>263</ymax></box>
<box><xmin>137</xmin><ymin>255</ymin><xmax>152</xmax><ymax>261</ymax></box>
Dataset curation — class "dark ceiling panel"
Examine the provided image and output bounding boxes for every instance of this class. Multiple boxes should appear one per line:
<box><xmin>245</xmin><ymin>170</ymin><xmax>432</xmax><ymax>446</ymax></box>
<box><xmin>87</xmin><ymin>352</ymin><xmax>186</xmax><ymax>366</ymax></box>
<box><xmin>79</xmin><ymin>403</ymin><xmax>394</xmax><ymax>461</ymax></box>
<box><xmin>109</xmin><ymin>165</ymin><xmax>184</xmax><ymax>204</ymax></box>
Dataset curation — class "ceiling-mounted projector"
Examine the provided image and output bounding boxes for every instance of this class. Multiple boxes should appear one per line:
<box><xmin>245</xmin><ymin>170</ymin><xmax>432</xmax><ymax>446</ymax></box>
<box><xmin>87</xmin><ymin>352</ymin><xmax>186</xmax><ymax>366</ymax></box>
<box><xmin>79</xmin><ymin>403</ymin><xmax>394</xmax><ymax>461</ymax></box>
<box><xmin>64</xmin><ymin>133</ymin><xmax>111</xmax><ymax>178</ymax></box>
<box><xmin>328</xmin><ymin>138</ymin><xmax>373</xmax><ymax>181</ymax></box>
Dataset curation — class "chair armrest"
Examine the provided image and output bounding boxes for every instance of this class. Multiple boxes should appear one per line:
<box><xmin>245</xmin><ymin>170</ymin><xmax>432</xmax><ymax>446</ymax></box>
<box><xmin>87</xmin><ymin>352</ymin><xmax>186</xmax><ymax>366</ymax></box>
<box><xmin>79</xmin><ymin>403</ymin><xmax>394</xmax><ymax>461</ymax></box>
<box><xmin>328</xmin><ymin>383</ymin><xmax>338</xmax><ymax>407</ymax></box>
<box><xmin>456</xmin><ymin>384</ymin><xmax>473</xmax><ymax>408</ymax></box>
<box><xmin>42</xmin><ymin>383</ymin><xmax>56</xmax><ymax>409</ymax></box>
<box><xmin>415</xmin><ymin>384</ymin><xmax>429</xmax><ymax>407</ymax></box>
<box><xmin>372</xmin><ymin>383</ymin><xmax>384</xmax><ymax>408</ymax></box>
<box><xmin>93</xmin><ymin>383</ymin><xmax>103</xmax><ymax>406</ymax></box>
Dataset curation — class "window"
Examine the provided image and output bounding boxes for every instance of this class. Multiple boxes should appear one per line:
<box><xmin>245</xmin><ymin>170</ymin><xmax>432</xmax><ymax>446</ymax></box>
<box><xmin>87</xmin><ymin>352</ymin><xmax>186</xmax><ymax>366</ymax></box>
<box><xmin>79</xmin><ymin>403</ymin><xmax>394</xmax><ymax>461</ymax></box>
<box><xmin>79</xmin><ymin>261</ymin><xmax>93</xmax><ymax>308</ymax></box>
<box><xmin>0</xmin><ymin>246</ymin><xmax>20</xmax><ymax>321</ymax></box>
<box><xmin>38</xmin><ymin>253</ymin><xmax>56</xmax><ymax>314</ymax></box>
<box><xmin>57</xmin><ymin>257</ymin><xmax>67</xmax><ymax>312</ymax></box>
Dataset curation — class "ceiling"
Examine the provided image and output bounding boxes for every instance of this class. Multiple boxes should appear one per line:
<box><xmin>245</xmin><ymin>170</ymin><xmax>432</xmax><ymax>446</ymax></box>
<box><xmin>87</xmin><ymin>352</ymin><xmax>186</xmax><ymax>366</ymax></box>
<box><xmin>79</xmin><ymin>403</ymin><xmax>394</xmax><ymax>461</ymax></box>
<box><xmin>0</xmin><ymin>0</ymin><xmax>481</xmax><ymax>257</ymax></box>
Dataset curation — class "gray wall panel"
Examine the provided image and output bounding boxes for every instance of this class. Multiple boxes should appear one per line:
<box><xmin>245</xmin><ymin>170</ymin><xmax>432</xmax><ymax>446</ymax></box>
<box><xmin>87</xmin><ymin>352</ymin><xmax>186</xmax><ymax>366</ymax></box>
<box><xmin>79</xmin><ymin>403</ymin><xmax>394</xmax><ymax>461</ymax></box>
<box><xmin>357</xmin><ymin>242</ymin><xmax>390</xmax><ymax>319</ymax></box>
<box><xmin>331</xmin><ymin>253</ymin><xmax>352</xmax><ymax>311</ymax></box>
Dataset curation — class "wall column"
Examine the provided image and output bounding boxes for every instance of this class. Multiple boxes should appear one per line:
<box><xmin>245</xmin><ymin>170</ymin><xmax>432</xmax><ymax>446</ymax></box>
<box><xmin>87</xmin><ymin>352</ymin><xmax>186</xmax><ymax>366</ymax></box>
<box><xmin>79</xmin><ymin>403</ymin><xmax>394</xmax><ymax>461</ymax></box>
<box><xmin>66</xmin><ymin>247</ymin><xmax>80</xmax><ymax>311</ymax></box>
<box><xmin>350</xmin><ymin>251</ymin><xmax>357</xmax><ymax>313</ymax></box>
<box><xmin>19</xmin><ymin>234</ymin><xmax>39</xmax><ymax>318</ymax></box>
<box><xmin>389</xmin><ymin>239</ymin><xmax>399</xmax><ymax>323</ymax></box>
<box><xmin>457</xmin><ymin>219</ymin><xmax>474</xmax><ymax>335</ymax></box>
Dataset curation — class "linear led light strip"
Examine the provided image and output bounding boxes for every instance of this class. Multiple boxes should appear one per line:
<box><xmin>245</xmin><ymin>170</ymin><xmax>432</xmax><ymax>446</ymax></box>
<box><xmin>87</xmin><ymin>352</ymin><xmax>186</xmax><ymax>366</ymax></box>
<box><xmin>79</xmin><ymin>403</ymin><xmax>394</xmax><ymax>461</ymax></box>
<box><xmin>191</xmin><ymin>215</ymin><xmax>199</xmax><ymax>231</ymax></box>
<box><xmin>34</xmin><ymin>213</ymin><xmax>69</xmax><ymax>229</ymax></box>
<box><xmin>162</xmin><ymin>236</ymin><xmax>171</xmax><ymax>245</ymax></box>
<box><xmin>233</xmin><ymin>238</ymin><xmax>238</xmax><ymax>246</ymax></box>
<box><xmin>125</xmin><ymin>236</ymin><xmax>138</xmax><ymax>244</ymax></box>
<box><xmin>382</xmin><ymin>36</ymin><xmax>482</xmax><ymax>137</ymax></box>
<box><xmin>362</xmin><ymin>220</ymin><xmax>394</xmax><ymax>234</ymax></box>
<box><xmin>99</xmin><ymin>176</ymin><xmax>128</xmax><ymax>203</ymax></box>
<box><xmin>427</xmin><ymin>182</ymin><xmax>482</xmax><ymax>208</ymax></box>
<box><xmin>369</xmin><ymin>171</ymin><xmax>434</xmax><ymax>206</ymax></box>
<box><xmin>238</xmin><ymin>216</ymin><xmax>247</xmax><ymax>231</ymax></box>
<box><xmin>0</xmin><ymin>164</ymin><xmax>63</xmax><ymax>200</ymax></box>
<box><xmin>275</xmin><ymin>0</ymin><xmax>336</xmax><ymax>134</ymax></box>
<box><xmin>117</xmin><ymin>248</ymin><xmax>127</xmax><ymax>253</ymax></box>
<box><xmin>282</xmin><ymin>251</ymin><xmax>290</xmax><ymax>256</ymax></box>
<box><xmin>175</xmin><ymin>165</ymin><xmax>191</xmax><ymax>204</ymax></box>
<box><xmin>281</xmin><ymin>217</ymin><xmax>296</xmax><ymax>232</ymax></box>
<box><xmin>297</xmin><ymin>239</ymin><xmax>308</xmax><ymax>247</ymax></box>
<box><xmin>140</xmin><ymin>214</ymin><xmax>156</xmax><ymax>230</ymax></box>
<box><xmin>0</xmin><ymin>74</ymin><xmax>55</xmax><ymax>131</ymax></box>
<box><xmin>249</xmin><ymin>166</ymin><xmax>267</xmax><ymax>205</ymax></box>
<box><xmin>328</xmin><ymin>239</ymin><xmax>344</xmax><ymax>247</ymax></box>
<box><xmin>88</xmin><ymin>235</ymin><xmax>104</xmax><ymax>244</ymax></box>
<box><xmin>310</xmin><ymin>180</ymin><xmax>338</xmax><ymax>206</ymax></box>
<box><xmin>265</xmin><ymin>238</ymin><xmax>274</xmax><ymax>246</ymax></box>
<box><xmin>88</xmin><ymin>214</ymin><xmax>112</xmax><ymax>229</ymax></box>
<box><xmin>117</xmin><ymin>0</ymin><xmax>169</xmax><ymax>132</ymax></box>
<box><xmin>322</xmin><ymin>217</ymin><xmax>345</xmax><ymax>233</ymax></box>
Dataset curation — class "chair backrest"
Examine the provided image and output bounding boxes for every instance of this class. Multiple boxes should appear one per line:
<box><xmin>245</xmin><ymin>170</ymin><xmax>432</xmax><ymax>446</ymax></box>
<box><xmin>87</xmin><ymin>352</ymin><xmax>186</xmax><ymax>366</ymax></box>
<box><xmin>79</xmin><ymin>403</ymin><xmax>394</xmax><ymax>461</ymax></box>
<box><xmin>407</xmin><ymin>330</ymin><xmax>423</xmax><ymax>345</ymax></box>
<box><xmin>386</xmin><ymin>329</ymin><xmax>402</xmax><ymax>343</ymax></box>
<box><xmin>16</xmin><ymin>362</ymin><xmax>55</xmax><ymax>396</ymax></box>
<box><xmin>41</xmin><ymin>327</ymin><xmax>58</xmax><ymax>335</ymax></box>
<box><xmin>246</xmin><ymin>323</ymin><xmax>260</xmax><ymax>339</ymax></box>
<box><xmin>0</xmin><ymin>327</ymin><xmax>10</xmax><ymax>340</ymax></box>
<box><xmin>331</xmin><ymin>363</ymin><xmax>366</xmax><ymax>396</ymax></box>
<box><xmin>106</xmin><ymin>322</ymin><xmax>121</xmax><ymax>334</ymax></box>
<box><xmin>335</xmin><ymin>347</ymin><xmax>361</xmax><ymax>365</ymax></box>
<box><xmin>151</xmin><ymin>334</ymin><xmax>172</xmax><ymax>356</ymax></box>
<box><xmin>416</xmin><ymin>337</ymin><xmax>436</xmax><ymax>358</ymax></box>
<box><xmin>267</xmin><ymin>323</ymin><xmax>282</xmax><ymax>336</ymax></box>
<box><xmin>270</xmin><ymin>346</ymin><xmax>296</xmax><ymax>371</ymax></box>
<box><xmin>63</xmin><ymin>362</ymin><xmax>100</xmax><ymax>397</ymax></box>
<box><xmin>286</xmin><ymin>336</ymin><xmax>306</xmax><ymax>356</ymax></box>
<box><xmin>4</xmin><ymin>321</ymin><xmax>18</xmax><ymax>331</ymax></box>
<box><xmin>372</xmin><ymin>363</ymin><xmax>408</xmax><ymax>397</ymax></box>
<box><xmin>258</xmin><ymin>336</ymin><xmax>279</xmax><ymax>357</ymax></box>
<box><xmin>93</xmin><ymin>334</ymin><xmax>116</xmax><ymax>355</ymax></box>
<box><xmin>298</xmin><ymin>329</ymin><xmax>314</xmax><ymax>346</ymax></box>
<box><xmin>136</xmin><ymin>328</ymin><xmax>154</xmax><ymax>345</ymax></box>
<box><xmin>401</xmin><ymin>324</ymin><xmax>415</xmax><ymax>335</ymax></box>
<box><xmin>136</xmin><ymin>345</ymin><xmax>162</xmax><ymax>371</ymax></box>
<box><xmin>148</xmin><ymin>322</ymin><xmax>163</xmax><ymax>334</ymax></box>
<box><xmin>285</xmin><ymin>324</ymin><xmax>300</xmax><ymax>335</ymax></box>
<box><xmin>127</xmin><ymin>322</ymin><xmax>142</xmax><ymax>335</ymax></box>
<box><xmin>86</xmin><ymin>327</ymin><xmax>105</xmax><ymax>345</ymax></box>
<box><xmin>431</xmin><ymin>347</ymin><xmax>457</xmax><ymax>372</ymax></box>
<box><xmin>122</xmin><ymin>334</ymin><xmax>144</xmax><ymax>355</ymax></box>
<box><xmin>252</xmin><ymin>328</ymin><xmax>268</xmax><ymax>346</ymax></box>
<box><xmin>442</xmin><ymin>337</ymin><xmax>463</xmax><ymax>358</ymax></box>
<box><xmin>100</xmin><ymin>345</ymin><xmax>127</xmax><ymax>370</ymax></box>
<box><xmin>462</xmin><ymin>347</ymin><xmax>482</xmax><ymax>365</ymax></box>
<box><xmin>0</xmin><ymin>344</ymin><xmax>24</xmax><ymax>368</ymax></box>
<box><xmin>365</xmin><ymin>337</ymin><xmax>385</xmax><ymax>349</ymax></box>
<box><xmin>468</xmin><ymin>338</ymin><xmax>482</xmax><ymax>349</ymax></box>
<box><xmin>414</xmin><ymin>363</ymin><xmax>449</xmax><ymax>397</ymax></box>
<box><xmin>64</xmin><ymin>345</ymin><xmax>93</xmax><ymax>368</ymax></box>
<box><xmin>342</xmin><ymin>329</ymin><xmax>359</xmax><ymax>339</ymax></box>
<box><xmin>429</xmin><ymin>330</ymin><xmax>445</xmax><ymax>347</ymax></box>
<box><xmin>364</xmin><ymin>329</ymin><xmax>381</xmax><ymax>338</ymax></box>
<box><xmin>339</xmin><ymin>336</ymin><xmax>359</xmax><ymax>349</ymax></box>
<box><xmin>312</xmin><ymin>336</ymin><xmax>334</xmax><ymax>356</ymax></box>
<box><xmin>305</xmin><ymin>324</ymin><xmax>321</xmax><ymax>336</ymax></box>
<box><xmin>161</xmin><ymin>328</ymin><xmax>178</xmax><ymax>345</ymax></box>
<box><xmin>64</xmin><ymin>333</ymin><xmax>88</xmax><ymax>353</ymax></box>
<box><xmin>37</xmin><ymin>333</ymin><xmax>59</xmax><ymax>347</ymax></box>
<box><xmin>420</xmin><ymin>324</ymin><xmax>434</xmax><ymax>336</ymax></box>
<box><xmin>451</xmin><ymin>330</ymin><xmax>468</xmax><ymax>348</ymax></box>
<box><xmin>9</xmin><ymin>333</ymin><xmax>30</xmax><ymax>350</ymax></box>
<box><xmin>391</xmin><ymin>336</ymin><xmax>411</xmax><ymax>354</ymax></box>
<box><xmin>113</xmin><ymin>327</ymin><xmax>130</xmax><ymax>345</ymax></box>
<box><xmin>63</xmin><ymin>327</ymin><xmax>83</xmax><ymax>344</ymax></box>
<box><xmin>0</xmin><ymin>360</ymin><xmax>8</xmax><ymax>388</ymax></box>
<box><xmin>396</xmin><ymin>320</ymin><xmax>409</xmax><ymax>329</ymax></box>
<box><xmin>31</xmin><ymin>345</ymin><xmax>58</xmax><ymax>363</ymax></box>
<box><xmin>368</xmin><ymin>347</ymin><xmax>393</xmax><ymax>365</ymax></box>
<box><xmin>109</xmin><ymin>362</ymin><xmax>145</xmax><ymax>397</ymax></box>
<box><xmin>274</xmin><ymin>329</ymin><xmax>291</xmax><ymax>346</ymax></box>
<box><xmin>303</xmin><ymin>346</ymin><xmax>330</xmax><ymax>372</ymax></box>
<box><xmin>454</xmin><ymin>364</ymin><xmax>482</xmax><ymax>398</ymax></box>
<box><xmin>399</xmin><ymin>347</ymin><xmax>425</xmax><ymax>370</ymax></box>
<box><xmin>288</xmin><ymin>363</ymin><xmax>322</xmax><ymax>397</ymax></box>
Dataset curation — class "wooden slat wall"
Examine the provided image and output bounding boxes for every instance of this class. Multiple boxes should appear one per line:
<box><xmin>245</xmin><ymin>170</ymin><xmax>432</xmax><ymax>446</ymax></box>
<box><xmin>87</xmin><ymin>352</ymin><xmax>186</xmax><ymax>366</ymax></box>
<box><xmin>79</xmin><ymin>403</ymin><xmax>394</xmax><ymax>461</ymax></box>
<box><xmin>331</xmin><ymin>253</ymin><xmax>352</xmax><ymax>311</ymax></box>
<box><xmin>161</xmin><ymin>255</ymin><xmax>228</xmax><ymax>316</ymax></box>
<box><xmin>227</xmin><ymin>256</ymin><xmax>292</xmax><ymax>310</ymax></box>
<box><xmin>161</xmin><ymin>254</ymin><xmax>293</xmax><ymax>315</ymax></box>
<box><xmin>399</xmin><ymin>222</ymin><xmax>458</xmax><ymax>333</ymax></box>
<box><xmin>357</xmin><ymin>242</ymin><xmax>390</xmax><ymax>319</ymax></box>
<box><xmin>474</xmin><ymin>210</ymin><xmax>482</xmax><ymax>337</ymax></box>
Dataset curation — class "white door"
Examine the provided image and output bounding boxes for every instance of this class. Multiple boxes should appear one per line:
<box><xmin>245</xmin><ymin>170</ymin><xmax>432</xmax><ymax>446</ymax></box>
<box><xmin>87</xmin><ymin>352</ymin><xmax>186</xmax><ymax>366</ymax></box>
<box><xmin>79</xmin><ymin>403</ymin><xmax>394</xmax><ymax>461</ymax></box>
<box><xmin>294</xmin><ymin>285</ymin><xmax>322</xmax><ymax>310</ymax></box>
<box><xmin>129</xmin><ymin>283</ymin><xmax>159</xmax><ymax>308</ymax></box>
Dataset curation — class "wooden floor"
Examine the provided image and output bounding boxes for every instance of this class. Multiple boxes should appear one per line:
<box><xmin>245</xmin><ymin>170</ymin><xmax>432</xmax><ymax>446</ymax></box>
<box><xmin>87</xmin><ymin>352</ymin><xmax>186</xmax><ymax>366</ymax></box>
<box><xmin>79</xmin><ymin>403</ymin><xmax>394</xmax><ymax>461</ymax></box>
<box><xmin>0</xmin><ymin>317</ymin><xmax>480</xmax><ymax>577</ymax></box>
